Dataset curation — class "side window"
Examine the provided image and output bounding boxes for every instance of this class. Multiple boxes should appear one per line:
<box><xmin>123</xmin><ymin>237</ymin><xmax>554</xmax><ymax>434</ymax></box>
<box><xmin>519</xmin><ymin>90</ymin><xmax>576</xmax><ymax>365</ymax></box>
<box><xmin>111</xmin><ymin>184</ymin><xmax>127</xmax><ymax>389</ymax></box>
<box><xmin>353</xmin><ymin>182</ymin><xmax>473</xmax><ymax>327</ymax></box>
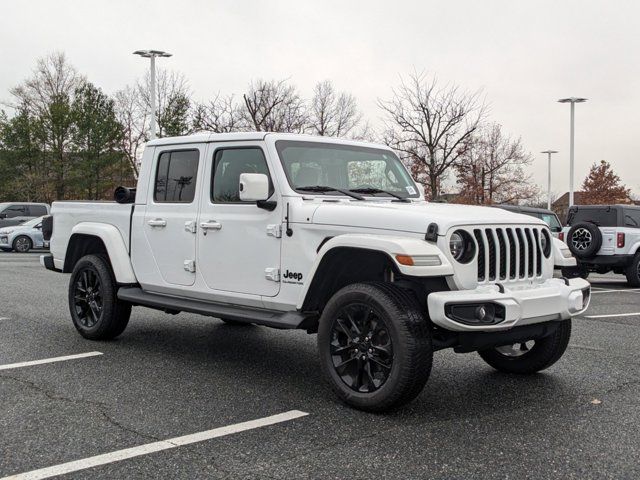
<box><xmin>29</xmin><ymin>205</ymin><xmax>48</xmax><ymax>216</ymax></box>
<box><xmin>154</xmin><ymin>150</ymin><xmax>199</xmax><ymax>203</ymax></box>
<box><xmin>5</xmin><ymin>205</ymin><xmax>27</xmax><ymax>218</ymax></box>
<box><xmin>211</xmin><ymin>148</ymin><xmax>273</xmax><ymax>203</ymax></box>
<box><xmin>624</xmin><ymin>209</ymin><xmax>640</xmax><ymax>228</ymax></box>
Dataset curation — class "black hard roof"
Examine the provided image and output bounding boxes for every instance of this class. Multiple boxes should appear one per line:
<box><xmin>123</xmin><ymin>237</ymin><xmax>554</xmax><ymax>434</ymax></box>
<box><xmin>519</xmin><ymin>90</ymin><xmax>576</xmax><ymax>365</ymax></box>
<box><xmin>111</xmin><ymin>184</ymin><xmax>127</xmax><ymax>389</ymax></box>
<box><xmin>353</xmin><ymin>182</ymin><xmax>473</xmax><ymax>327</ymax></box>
<box><xmin>494</xmin><ymin>205</ymin><xmax>558</xmax><ymax>215</ymax></box>
<box><xmin>568</xmin><ymin>204</ymin><xmax>640</xmax><ymax>211</ymax></box>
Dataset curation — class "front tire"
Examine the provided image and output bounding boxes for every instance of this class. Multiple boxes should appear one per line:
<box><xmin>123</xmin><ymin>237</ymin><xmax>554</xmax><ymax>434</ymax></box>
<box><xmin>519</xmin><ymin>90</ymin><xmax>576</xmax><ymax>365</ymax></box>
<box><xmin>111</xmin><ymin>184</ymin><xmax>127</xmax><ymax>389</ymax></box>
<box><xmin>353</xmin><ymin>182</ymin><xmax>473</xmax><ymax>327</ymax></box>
<box><xmin>68</xmin><ymin>254</ymin><xmax>131</xmax><ymax>340</ymax></box>
<box><xmin>13</xmin><ymin>236</ymin><xmax>32</xmax><ymax>253</ymax></box>
<box><xmin>561</xmin><ymin>265</ymin><xmax>589</xmax><ymax>279</ymax></box>
<box><xmin>478</xmin><ymin>320</ymin><xmax>571</xmax><ymax>374</ymax></box>
<box><xmin>625</xmin><ymin>253</ymin><xmax>640</xmax><ymax>287</ymax></box>
<box><xmin>317</xmin><ymin>282</ymin><xmax>433</xmax><ymax>412</ymax></box>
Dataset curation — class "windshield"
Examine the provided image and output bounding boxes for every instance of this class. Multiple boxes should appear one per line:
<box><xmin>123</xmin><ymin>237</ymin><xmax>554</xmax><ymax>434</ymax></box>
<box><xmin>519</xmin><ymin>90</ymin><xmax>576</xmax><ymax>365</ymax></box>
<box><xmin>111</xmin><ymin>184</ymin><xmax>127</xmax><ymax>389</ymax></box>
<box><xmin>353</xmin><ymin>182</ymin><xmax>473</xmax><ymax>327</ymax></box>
<box><xmin>538</xmin><ymin>213</ymin><xmax>562</xmax><ymax>231</ymax></box>
<box><xmin>275</xmin><ymin>141</ymin><xmax>419</xmax><ymax>199</ymax></box>
<box><xmin>21</xmin><ymin>216</ymin><xmax>44</xmax><ymax>228</ymax></box>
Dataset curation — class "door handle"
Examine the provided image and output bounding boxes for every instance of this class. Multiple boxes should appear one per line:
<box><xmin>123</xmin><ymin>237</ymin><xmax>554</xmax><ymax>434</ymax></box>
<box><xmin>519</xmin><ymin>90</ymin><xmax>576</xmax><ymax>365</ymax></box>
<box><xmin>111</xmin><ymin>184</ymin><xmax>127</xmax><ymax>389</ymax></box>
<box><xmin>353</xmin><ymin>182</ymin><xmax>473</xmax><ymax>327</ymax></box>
<box><xmin>200</xmin><ymin>220</ymin><xmax>222</xmax><ymax>231</ymax></box>
<box><xmin>148</xmin><ymin>219</ymin><xmax>167</xmax><ymax>227</ymax></box>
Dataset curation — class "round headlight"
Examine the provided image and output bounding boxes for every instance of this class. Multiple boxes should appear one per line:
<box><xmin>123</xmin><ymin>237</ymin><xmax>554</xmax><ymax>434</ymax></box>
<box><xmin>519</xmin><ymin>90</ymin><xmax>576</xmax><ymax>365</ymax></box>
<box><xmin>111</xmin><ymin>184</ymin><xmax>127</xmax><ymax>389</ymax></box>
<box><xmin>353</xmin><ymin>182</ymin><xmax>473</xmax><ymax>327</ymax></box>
<box><xmin>449</xmin><ymin>231</ymin><xmax>466</xmax><ymax>261</ymax></box>
<box><xmin>541</xmin><ymin>229</ymin><xmax>551</xmax><ymax>258</ymax></box>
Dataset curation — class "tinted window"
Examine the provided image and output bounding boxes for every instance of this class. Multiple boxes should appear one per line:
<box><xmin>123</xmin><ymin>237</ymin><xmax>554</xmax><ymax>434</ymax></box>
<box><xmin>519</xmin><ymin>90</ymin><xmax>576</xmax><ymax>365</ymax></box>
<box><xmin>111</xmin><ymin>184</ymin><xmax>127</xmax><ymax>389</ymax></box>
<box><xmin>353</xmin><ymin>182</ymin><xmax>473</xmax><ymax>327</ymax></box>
<box><xmin>154</xmin><ymin>150</ymin><xmax>199</xmax><ymax>203</ymax></box>
<box><xmin>211</xmin><ymin>148</ymin><xmax>273</xmax><ymax>203</ymax></box>
<box><xmin>29</xmin><ymin>205</ymin><xmax>48</xmax><ymax>216</ymax></box>
<box><xmin>5</xmin><ymin>205</ymin><xmax>27</xmax><ymax>218</ymax></box>
<box><xmin>568</xmin><ymin>208</ymin><xmax>617</xmax><ymax>227</ymax></box>
<box><xmin>624</xmin><ymin>209</ymin><xmax>640</xmax><ymax>228</ymax></box>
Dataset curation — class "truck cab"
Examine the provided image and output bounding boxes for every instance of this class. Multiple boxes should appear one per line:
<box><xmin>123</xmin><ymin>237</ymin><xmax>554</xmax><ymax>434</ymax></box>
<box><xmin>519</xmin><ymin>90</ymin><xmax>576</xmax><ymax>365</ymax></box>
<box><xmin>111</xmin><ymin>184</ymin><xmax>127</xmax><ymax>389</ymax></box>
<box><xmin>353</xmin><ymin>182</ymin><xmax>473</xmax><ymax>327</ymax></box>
<box><xmin>42</xmin><ymin>132</ymin><xmax>590</xmax><ymax>411</ymax></box>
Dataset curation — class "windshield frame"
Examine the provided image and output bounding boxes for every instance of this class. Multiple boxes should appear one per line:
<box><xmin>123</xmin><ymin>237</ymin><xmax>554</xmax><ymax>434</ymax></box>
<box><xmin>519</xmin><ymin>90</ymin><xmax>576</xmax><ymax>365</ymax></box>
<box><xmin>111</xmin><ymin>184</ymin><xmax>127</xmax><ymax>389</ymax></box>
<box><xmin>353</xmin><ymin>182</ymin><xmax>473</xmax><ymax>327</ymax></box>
<box><xmin>274</xmin><ymin>140</ymin><xmax>421</xmax><ymax>200</ymax></box>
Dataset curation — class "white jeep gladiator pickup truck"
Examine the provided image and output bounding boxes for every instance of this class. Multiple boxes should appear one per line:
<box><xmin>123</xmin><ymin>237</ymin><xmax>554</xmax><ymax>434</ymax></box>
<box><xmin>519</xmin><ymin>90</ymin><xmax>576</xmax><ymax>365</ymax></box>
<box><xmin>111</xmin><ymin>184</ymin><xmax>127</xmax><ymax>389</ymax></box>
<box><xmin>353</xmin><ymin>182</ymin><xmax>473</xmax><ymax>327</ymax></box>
<box><xmin>41</xmin><ymin>132</ymin><xmax>590</xmax><ymax>411</ymax></box>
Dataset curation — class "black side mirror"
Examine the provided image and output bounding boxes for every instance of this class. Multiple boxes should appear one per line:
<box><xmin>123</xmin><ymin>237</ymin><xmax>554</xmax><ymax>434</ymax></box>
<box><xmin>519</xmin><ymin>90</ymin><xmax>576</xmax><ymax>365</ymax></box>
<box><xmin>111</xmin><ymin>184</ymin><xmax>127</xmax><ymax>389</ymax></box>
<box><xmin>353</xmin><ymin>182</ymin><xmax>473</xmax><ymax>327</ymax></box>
<box><xmin>0</xmin><ymin>213</ymin><xmax>6</xmax><ymax>219</ymax></box>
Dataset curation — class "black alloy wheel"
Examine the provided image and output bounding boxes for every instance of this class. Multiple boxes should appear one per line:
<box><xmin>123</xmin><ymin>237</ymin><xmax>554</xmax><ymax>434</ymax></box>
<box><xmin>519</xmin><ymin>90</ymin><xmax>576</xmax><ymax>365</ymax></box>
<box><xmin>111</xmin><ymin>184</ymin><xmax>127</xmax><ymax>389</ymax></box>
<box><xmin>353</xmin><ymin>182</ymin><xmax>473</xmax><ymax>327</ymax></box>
<box><xmin>329</xmin><ymin>303</ymin><xmax>394</xmax><ymax>393</ymax></box>
<box><xmin>72</xmin><ymin>267</ymin><xmax>104</xmax><ymax>328</ymax></box>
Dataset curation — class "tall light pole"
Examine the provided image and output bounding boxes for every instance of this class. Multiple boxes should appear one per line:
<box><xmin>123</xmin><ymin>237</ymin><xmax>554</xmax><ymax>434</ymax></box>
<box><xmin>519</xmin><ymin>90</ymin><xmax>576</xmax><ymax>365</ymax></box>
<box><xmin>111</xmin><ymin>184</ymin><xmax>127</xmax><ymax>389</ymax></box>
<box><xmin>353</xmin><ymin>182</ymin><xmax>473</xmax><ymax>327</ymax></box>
<box><xmin>133</xmin><ymin>50</ymin><xmax>172</xmax><ymax>140</ymax></box>
<box><xmin>541</xmin><ymin>150</ymin><xmax>558</xmax><ymax>210</ymax></box>
<box><xmin>558</xmin><ymin>97</ymin><xmax>587</xmax><ymax>207</ymax></box>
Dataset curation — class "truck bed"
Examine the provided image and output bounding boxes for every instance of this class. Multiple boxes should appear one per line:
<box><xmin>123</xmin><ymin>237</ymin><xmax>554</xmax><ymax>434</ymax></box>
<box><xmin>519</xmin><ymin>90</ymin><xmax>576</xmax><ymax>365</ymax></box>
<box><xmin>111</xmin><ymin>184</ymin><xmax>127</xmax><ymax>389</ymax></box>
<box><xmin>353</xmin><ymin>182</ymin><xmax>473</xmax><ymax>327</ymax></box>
<box><xmin>49</xmin><ymin>201</ymin><xmax>134</xmax><ymax>267</ymax></box>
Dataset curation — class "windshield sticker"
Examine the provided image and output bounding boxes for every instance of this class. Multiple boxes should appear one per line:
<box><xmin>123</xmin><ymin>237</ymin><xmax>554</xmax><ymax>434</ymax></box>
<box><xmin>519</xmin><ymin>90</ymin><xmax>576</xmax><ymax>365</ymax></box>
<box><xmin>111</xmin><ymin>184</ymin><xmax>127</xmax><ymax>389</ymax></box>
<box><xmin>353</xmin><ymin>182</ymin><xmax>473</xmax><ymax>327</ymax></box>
<box><xmin>405</xmin><ymin>186</ymin><xmax>416</xmax><ymax>195</ymax></box>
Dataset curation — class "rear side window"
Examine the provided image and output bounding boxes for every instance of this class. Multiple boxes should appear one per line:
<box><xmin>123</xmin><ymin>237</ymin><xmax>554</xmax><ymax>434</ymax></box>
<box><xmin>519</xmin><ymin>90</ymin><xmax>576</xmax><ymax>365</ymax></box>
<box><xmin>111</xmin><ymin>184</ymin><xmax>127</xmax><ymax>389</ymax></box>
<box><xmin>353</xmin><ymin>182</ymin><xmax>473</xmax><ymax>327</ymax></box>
<box><xmin>211</xmin><ymin>148</ymin><xmax>273</xmax><ymax>203</ymax></box>
<box><xmin>29</xmin><ymin>205</ymin><xmax>48</xmax><ymax>216</ymax></box>
<box><xmin>624</xmin><ymin>209</ymin><xmax>640</xmax><ymax>228</ymax></box>
<box><xmin>568</xmin><ymin>208</ymin><xmax>617</xmax><ymax>227</ymax></box>
<box><xmin>154</xmin><ymin>150</ymin><xmax>199</xmax><ymax>203</ymax></box>
<box><xmin>4</xmin><ymin>205</ymin><xmax>27</xmax><ymax>218</ymax></box>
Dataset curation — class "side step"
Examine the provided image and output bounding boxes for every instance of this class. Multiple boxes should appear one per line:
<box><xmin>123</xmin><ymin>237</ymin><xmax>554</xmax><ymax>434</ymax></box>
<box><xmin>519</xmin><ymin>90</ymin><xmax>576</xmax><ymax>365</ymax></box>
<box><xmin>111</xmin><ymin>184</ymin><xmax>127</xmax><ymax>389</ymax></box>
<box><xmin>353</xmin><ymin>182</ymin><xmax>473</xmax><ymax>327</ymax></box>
<box><xmin>117</xmin><ymin>287</ymin><xmax>315</xmax><ymax>330</ymax></box>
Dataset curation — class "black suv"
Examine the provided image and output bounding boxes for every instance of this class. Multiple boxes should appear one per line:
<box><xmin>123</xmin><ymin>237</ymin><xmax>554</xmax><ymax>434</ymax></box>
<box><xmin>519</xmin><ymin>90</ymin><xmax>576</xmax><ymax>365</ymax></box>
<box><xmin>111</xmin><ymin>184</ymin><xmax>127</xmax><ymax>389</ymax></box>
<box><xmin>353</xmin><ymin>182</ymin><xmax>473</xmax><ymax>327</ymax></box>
<box><xmin>560</xmin><ymin>205</ymin><xmax>640</xmax><ymax>285</ymax></box>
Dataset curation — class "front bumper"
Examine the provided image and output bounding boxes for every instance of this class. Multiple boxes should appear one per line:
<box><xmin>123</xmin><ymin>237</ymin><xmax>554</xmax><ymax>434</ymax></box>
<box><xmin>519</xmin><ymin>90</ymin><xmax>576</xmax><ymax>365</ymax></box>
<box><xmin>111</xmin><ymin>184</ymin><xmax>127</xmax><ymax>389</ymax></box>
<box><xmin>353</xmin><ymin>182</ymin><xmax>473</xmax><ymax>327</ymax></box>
<box><xmin>0</xmin><ymin>235</ymin><xmax>9</xmax><ymax>246</ymax></box>
<box><xmin>427</xmin><ymin>277</ymin><xmax>590</xmax><ymax>332</ymax></box>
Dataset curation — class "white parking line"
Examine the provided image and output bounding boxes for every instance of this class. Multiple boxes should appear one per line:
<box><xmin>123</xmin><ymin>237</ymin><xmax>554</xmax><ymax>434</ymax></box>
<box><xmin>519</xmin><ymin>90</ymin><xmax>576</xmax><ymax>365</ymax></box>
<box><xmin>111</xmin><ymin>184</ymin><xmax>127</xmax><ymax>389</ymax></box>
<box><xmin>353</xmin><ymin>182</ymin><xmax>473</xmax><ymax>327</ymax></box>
<box><xmin>0</xmin><ymin>317</ymin><xmax>9</xmax><ymax>321</ymax></box>
<box><xmin>584</xmin><ymin>312</ymin><xmax>640</xmax><ymax>319</ymax></box>
<box><xmin>0</xmin><ymin>352</ymin><xmax>103</xmax><ymax>371</ymax></box>
<box><xmin>2</xmin><ymin>410</ymin><xmax>309</xmax><ymax>480</ymax></box>
<box><xmin>591</xmin><ymin>288</ymin><xmax>640</xmax><ymax>294</ymax></box>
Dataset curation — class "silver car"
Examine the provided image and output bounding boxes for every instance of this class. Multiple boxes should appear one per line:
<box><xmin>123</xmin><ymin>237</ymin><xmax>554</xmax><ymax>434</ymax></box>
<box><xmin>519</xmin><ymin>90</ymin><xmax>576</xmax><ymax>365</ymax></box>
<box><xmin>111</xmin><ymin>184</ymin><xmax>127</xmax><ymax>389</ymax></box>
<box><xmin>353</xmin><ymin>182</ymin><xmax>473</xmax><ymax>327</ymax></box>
<box><xmin>0</xmin><ymin>216</ymin><xmax>49</xmax><ymax>253</ymax></box>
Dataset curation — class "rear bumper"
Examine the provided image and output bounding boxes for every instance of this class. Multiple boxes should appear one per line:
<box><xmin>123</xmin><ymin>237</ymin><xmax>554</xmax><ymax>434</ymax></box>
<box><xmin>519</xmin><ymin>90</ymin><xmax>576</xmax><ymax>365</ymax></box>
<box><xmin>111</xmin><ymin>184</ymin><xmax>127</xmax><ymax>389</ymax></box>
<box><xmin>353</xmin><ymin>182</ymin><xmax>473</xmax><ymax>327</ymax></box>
<box><xmin>427</xmin><ymin>277</ymin><xmax>590</xmax><ymax>332</ymax></box>
<box><xmin>40</xmin><ymin>253</ymin><xmax>61</xmax><ymax>272</ymax></box>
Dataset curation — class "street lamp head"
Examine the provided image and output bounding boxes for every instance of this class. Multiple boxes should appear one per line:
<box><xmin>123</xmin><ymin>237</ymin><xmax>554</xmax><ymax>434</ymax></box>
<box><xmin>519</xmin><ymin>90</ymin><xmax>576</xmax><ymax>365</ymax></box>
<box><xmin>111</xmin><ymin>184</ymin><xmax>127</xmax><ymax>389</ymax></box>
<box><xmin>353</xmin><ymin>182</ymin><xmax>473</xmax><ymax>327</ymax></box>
<box><xmin>541</xmin><ymin>150</ymin><xmax>559</xmax><ymax>154</ymax></box>
<box><xmin>133</xmin><ymin>49</ymin><xmax>172</xmax><ymax>58</ymax></box>
<box><xmin>558</xmin><ymin>97</ymin><xmax>587</xmax><ymax>103</ymax></box>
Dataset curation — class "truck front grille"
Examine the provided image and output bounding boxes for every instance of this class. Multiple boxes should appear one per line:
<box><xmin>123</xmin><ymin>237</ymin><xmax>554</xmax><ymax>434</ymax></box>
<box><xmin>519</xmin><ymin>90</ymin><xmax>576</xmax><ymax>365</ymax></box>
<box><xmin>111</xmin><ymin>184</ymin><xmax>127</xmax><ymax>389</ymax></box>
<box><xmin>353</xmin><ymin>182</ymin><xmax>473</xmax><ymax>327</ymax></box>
<box><xmin>473</xmin><ymin>227</ymin><xmax>544</xmax><ymax>282</ymax></box>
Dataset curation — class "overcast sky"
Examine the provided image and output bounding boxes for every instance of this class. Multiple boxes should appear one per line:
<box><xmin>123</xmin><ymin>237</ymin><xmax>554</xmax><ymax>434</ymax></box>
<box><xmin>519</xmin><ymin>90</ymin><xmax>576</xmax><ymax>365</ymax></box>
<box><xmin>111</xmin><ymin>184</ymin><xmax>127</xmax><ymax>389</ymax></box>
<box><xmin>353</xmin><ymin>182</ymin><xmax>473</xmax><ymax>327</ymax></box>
<box><xmin>2</xmin><ymin>0</ymin><xmax>639</xmax><ymax>198</ymax></box>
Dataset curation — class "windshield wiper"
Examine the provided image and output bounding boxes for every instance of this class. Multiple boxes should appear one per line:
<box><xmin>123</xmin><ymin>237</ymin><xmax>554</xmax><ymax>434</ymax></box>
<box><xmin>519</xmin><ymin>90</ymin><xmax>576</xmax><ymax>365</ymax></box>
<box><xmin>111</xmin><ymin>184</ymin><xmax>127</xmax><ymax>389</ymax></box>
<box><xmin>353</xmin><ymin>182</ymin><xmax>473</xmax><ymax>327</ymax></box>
<box><xmin>297</xmin><ymin>185</ymin><xmax>365</xmax><ymax>200</ymax></box>
<box><xmin>349</xmin><ymin>187</ymin><xmax>411</xmax><ymax>202</ymax></box>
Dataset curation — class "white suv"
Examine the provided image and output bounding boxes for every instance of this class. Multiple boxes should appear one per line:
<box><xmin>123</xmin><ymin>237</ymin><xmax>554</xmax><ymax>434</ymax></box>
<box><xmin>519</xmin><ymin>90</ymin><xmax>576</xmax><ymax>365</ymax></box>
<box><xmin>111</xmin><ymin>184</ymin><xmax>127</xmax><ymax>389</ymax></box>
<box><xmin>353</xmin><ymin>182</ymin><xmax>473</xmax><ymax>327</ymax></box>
<box><xmin>561</xmin><ymin>205</ymin><xmax>640</xmax><ymax>286</ymax></box>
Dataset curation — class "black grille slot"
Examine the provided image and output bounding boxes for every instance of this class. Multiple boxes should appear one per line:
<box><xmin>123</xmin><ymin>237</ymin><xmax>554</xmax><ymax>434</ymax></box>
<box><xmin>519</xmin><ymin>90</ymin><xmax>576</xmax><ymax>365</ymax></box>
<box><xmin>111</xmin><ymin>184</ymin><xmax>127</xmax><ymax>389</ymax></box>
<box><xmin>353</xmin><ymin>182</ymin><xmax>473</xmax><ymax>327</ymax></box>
<box><xmin>533</xmin><ymin>229</ymin><xmax>542</xmax><ymax>276</ymax></box>
<box><xmin>515</xmin><ymin>228</ymin><xmax>526</xmax><ymax>278</ymax></box>
<box><xmin>485</xmin><ymin>228</ymin><xmax>496</xmax><ymax>281</ymax></box>
<box><xmin>506</xmin><ymin>228</ymin><xmax>516</xmax><ymax>279</ymax></box>
<box><xmin>525</xmin><ymin>228</ymin><xmax>534</xmax><ymax>277</ymax></box>
<box><xmin>496</xmin><ymin>228</ymin><xmax>507</xmax><ymax>280</ymax></box>
<box><xmin>474</xmin><ymin>229</ymin><xmax>485</xmax><ymax>281</ymax></box>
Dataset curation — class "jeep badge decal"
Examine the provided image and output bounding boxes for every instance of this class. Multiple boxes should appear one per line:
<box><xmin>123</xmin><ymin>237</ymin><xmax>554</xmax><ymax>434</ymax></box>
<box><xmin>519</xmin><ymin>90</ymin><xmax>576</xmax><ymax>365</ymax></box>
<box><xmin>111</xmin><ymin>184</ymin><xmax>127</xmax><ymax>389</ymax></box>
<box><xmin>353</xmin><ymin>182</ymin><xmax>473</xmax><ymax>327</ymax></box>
<box><xmin>282</xmin><ymin>269</ymin><xmax>303</xmax><ymax>284</ymax></box>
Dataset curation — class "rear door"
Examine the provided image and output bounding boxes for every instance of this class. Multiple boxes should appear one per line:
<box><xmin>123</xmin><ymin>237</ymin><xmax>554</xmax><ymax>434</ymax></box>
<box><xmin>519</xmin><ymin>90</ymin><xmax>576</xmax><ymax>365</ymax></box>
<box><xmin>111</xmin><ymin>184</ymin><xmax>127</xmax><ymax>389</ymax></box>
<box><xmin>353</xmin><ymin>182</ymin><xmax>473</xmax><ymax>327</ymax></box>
<box><xmin>142</xmin><ymin>147</ymin><xmax>203</xmax><ymax>286</ymax></box>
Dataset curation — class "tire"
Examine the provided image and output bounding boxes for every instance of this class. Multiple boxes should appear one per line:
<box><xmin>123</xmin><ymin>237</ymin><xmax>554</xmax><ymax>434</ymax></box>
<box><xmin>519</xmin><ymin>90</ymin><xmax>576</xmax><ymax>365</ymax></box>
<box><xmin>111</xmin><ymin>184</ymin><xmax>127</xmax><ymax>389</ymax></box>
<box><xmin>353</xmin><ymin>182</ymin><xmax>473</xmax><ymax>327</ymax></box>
<box><xmin>567</xmin><ymin>223</ymin><xmax>602</xmax><ymax>258</ymax></box>
<box><xmin>13</xmin><ymin>235</ymin><xmax>32</xmax><ymax>253</ymax></box>
<box><xmin>561</xmin><ymin>265</ymin><xmax>589</xmax><ymax>279</ymax></box>
<box><xmin>478</xmin><ymin>320</ymin><xmax>571</xmax><ymax>374</ymax></box>
<box><xmin>625</xmin><ymin>253</ymin><xmax>640</xmax><ymax>287</ymax></box>
<box><xmin>317</xmin><ymin>282</ymin><xmax>433</xmax><ymax>412</ymax></box>
<box><xmin>68</xmin><ymin>254</ymin><xmax>131</xmax><ymax>340</ymax></box>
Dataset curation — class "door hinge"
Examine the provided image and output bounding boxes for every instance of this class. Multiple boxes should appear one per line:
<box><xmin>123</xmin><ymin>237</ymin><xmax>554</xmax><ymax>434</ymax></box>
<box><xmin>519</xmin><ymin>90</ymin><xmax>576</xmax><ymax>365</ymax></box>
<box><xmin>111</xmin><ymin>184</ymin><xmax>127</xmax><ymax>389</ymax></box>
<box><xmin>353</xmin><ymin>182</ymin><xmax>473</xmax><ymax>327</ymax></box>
<box><xmin>266</xmin><ymin>224</ymin><xmax>282</xmax><ymax>238</ymax></box>
<box><xmin>184</xmin><ymin>221</ymin><xmax>197</xmax><ymax>234</ymax></box>
<box><xmin>184</xmin><ymin>260</ymin><xmax>196</xmax><ymax>273</ymax></box>
<box><xmin>265</xmin><ymin>267</ymin><xmax>280</xmax><ymax>282</ymax></box>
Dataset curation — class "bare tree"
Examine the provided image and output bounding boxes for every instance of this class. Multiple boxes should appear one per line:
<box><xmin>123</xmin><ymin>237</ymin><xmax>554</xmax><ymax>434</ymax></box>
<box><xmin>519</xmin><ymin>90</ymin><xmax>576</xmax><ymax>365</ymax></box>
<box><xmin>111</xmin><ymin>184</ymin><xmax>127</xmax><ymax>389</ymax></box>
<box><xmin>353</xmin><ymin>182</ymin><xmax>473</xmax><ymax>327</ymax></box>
<box><xmin>136</xmin><ymin>69</ymin><xmax>191</xmax><ymax>138</ymax></box>
<box><xmin>454</xmin><ymin>123</ymin><xmax>538</xmax><ymax>205</ymax></box>
<box><xmin>378</xmin><ymin>72</ymin><xmax>486</xmax><ymax>199</ymax></box>
<box><xmin>242</xmin><ymin>79</ymin><xmax>308</xmax><ymax>132</ymax></box>
<box><xmin>114</xmin><ymin>85</ymin><xmax>148</xmax><ymax>177</ymax></box>
<box><xmin>309</xmin><ymin>80</ymin><xmax>362</xmax><ymax>137</ymax></box>
<box><xmin>192</xmin><ymin>94</ymin><xmax>246</xmax><ymax>133</ymax></box>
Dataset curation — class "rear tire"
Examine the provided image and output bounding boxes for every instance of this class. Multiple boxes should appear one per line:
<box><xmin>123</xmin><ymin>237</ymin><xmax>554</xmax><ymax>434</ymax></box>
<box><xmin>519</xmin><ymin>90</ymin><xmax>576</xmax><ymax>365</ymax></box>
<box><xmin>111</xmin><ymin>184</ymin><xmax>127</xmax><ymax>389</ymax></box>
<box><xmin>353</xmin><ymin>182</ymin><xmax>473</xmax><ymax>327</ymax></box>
<box><xmin>13</xmin><ymin>236</ymin><xmax>32</xmax><ymax>253</ymax></box>
<box><xmin>625</xmin><ymin>253</ymin><xmax>640</xmax><ymax>287</ymax></box>
<box><xmin>561</xmin><ymin>265</ymin><xmax>589</xmax><ymax>279</ymax></box>
<box><xmin>478</xmin><ymin>320</ymin><xmax>571</xmax><ymax>374</ymax></box>
<box><xmin>317</xmin><ymin>282</ymin><xmax>432</xmax><ymax>412</ymax></box>
<box><xmin>68</xmin><ymin>254</ymin><xmax>131</xmax><ymax>340</ymax></box>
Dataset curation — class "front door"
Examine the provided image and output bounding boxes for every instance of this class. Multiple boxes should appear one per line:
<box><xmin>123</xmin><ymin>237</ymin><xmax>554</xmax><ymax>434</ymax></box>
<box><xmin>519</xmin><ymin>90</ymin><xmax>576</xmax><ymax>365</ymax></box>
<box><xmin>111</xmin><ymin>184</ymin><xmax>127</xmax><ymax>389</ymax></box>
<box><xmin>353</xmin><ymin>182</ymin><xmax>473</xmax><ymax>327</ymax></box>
<box><xmin>197</xmin><ymin>144</ymin><xmax>281</xmax><ymax>297</ymax></box>
<box><xmin>143</xmin><ymin>147</ymin><xmax>202</xmax><ymax>287</ymax></box>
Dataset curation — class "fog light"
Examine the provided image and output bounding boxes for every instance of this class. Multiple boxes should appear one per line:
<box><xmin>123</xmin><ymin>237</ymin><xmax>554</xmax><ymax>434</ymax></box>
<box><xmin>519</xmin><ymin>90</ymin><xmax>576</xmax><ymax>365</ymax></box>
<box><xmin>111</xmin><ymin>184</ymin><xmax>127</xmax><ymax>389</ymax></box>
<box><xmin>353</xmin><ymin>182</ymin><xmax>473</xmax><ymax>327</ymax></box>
<box><xmin>445</xmin><ymin>303</ymin><xmax>505</xmax><ymax>325</ymax></box>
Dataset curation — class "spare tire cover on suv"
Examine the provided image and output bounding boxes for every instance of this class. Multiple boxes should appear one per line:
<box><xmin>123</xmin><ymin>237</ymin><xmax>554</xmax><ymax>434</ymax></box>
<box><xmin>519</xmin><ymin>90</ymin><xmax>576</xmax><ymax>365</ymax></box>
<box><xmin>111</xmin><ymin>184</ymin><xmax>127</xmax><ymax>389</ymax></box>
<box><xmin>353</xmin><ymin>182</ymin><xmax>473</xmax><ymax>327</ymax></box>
<box><xmin>567</xmin><ymin>222</ymin><xmax>602</xmax><ymax>258</ymax></box>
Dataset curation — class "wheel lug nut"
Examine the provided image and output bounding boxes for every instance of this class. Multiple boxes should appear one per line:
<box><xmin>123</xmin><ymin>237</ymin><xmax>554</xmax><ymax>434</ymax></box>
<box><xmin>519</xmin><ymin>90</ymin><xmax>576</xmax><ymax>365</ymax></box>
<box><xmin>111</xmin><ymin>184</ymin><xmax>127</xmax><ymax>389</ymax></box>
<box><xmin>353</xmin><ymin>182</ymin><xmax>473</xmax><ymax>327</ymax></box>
<box><xmin>368</xmin><ymin>349</ymin><xmax>373</xmax><ymax>353</ymax></box>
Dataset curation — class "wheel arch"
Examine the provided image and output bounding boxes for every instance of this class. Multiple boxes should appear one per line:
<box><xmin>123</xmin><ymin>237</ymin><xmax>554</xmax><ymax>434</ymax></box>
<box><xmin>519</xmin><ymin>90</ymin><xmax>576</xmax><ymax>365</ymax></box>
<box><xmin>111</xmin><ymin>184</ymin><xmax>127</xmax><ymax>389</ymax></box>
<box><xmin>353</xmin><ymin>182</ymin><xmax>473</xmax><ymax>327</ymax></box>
<box><xmin>63</xmin><ymin>223</ymin><xmax>136</xmax><ymax>284</ymax></box>
<box><xmin>298</xmin><ymin>234</ymin><xmax>452</xmax><ymax>313</ymax></box>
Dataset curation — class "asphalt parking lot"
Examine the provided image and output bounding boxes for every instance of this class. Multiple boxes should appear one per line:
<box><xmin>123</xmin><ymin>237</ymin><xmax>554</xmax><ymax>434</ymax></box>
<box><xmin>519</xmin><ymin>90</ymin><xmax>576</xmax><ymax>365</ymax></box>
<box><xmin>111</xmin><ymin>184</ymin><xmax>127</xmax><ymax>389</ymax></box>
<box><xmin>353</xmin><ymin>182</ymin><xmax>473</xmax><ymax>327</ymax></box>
<box><xmin>1</xmin><ymin>251</ymin><xmax>639</xmax><ymax>479</ymax></box>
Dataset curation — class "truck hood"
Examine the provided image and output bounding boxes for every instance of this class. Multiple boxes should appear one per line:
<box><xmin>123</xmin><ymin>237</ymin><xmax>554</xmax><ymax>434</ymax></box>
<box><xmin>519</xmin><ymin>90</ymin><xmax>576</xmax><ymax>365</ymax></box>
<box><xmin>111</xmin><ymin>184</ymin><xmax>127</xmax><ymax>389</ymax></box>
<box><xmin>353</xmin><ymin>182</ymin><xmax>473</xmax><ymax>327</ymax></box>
<box><xmin>310</xmin><ymin>201</ymin><xmax>546</xmax><ymax>234</ymax></box>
